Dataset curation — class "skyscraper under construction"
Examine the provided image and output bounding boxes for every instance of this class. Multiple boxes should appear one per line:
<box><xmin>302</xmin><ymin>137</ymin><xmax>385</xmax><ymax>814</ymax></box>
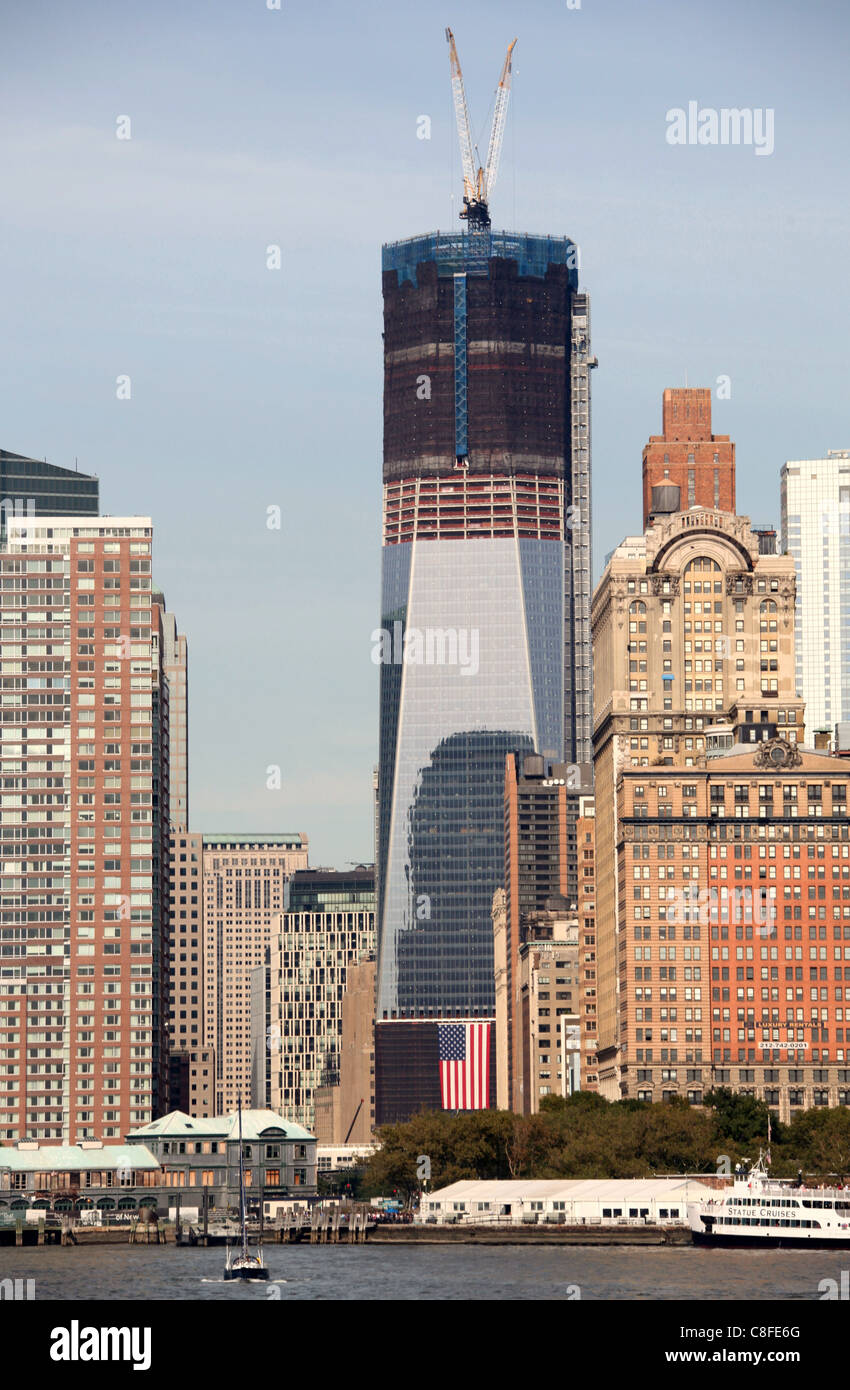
<box><xmin>374</xmin><ymin>33</ymin><xmax>595</xmax><ymax>1122</ymax></box>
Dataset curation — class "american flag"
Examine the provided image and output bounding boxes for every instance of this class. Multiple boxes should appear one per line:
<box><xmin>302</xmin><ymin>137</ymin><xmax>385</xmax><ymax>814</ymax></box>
<box><xmin>438</xmin><ymin>1021</ymin><xmax>491</xmax><ymax>1110</ymax></box>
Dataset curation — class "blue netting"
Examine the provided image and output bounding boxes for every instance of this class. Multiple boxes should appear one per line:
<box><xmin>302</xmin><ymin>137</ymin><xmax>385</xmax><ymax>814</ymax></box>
<box><xmin>383</xmin><ymin>229</ymin><xmax>579</xmax><ymax>289</ymax></box>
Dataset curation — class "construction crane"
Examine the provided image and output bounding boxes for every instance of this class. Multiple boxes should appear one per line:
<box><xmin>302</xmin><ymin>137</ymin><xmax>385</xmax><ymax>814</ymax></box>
<box><xmin>343</xmin><ymin>1098</ymin><xmax>364</xmax><ymax>1145</ymax></box>
<box><xmin>445</xmin><ymin>27</ymin><xmax>517</xmax><ymax>228</ymax></box>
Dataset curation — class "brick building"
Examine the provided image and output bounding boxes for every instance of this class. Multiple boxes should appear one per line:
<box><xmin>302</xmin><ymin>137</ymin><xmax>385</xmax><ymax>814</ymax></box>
<box><xmin>594</xmin><ymin>416</ymin><xmax>850</xmax><ymax>1118</ymax></box>
<box><xmin>498</xmin><ymin>754</ymin><xmax>593</xmax><ymax>1109</ymax></box>
<box><xmin>516</xmin><ymin>909</ymin><xmax>582</xmax><ymax>1111</ymax></box>
<box><xmin>642</xmin><ymin>388</ymin><xmax>735</xmax><ymax>530</ymax></box>
<box><xmin>614</xmin><ymin>743</ymin><xmax>850</xmax><ymax>1120</ymax></box>
<box><xmin>576</xmin><ymin>805</ymin><xmax>599</xmax><ymax>1091</ymax></box>
<box><xmin>592</xmin><ymin>506</ymin><xmax>804</xmax><ymax>1099</ymax></box>
<box><xmin>0</xmin><ymin>514</ymin><xmax>173</xmax><ymax>1144</ymax></box>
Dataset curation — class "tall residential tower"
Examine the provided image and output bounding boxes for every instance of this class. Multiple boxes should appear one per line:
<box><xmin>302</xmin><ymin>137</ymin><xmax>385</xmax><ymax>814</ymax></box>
<box><xmin>781</xmin><ymin>450</ymin><xmax>850</xmax><ymax>741</ymax></box>
<box><xmin>0</xmin><ymin>513</ymin><xmax>172</xmax><ymax>1143</ymax></box>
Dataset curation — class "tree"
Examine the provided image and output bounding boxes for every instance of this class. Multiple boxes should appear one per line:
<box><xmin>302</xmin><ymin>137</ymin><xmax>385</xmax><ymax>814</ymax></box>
<box><xmin>704</xmin><ymin>1087</ymin><xmax>771</xmax><ymax>1148</ymax></box>
<box><xmin>505</xmin><ymin>1114</ymin><xmax>550</xmax><ymax>1177</ymax></box>
<box><xmin>567</xmin><ymin>1090</ymin><xmax>609</xmax><ymax>1108</ymax></box>
<box><xmin>630</xmin><ymin>1100</ymin><xmax>715</xmax><ymax>1173</ymax></box>
<box><xmin>317</xmin><ymin>1165</ymin><xmax>367</xmax><ymax>1200</ymax></box>
<box><xmin>781</xmin><ymin>1107</ymin><xmax>850</xmax><ymax>1178</ymax></box>
<box><xmin>363</xmin><ymin>1108</ymin><xmax>516</xmax><ymax>1199</ymax></box>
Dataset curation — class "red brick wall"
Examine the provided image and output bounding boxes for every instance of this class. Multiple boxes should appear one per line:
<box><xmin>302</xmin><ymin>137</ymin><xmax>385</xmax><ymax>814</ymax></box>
<box><xmin>642</xmin><ymin>388</ymin><xmax>736</xmax><ymax>528</ymax></box>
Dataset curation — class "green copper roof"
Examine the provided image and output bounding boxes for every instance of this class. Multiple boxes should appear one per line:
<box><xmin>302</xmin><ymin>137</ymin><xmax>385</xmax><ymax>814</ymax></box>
<box><xmin>125</xmin><ymin>1109</ymin><xmax>314</xmax><ymax>1143</ymax></box>
<box><xmin>0</xmin><ymin>1144</ymin><xmax>159</xmax><ymax>1173</ymax></box>
<box><xmin>200</xmin><ymin>834</ymin><xmax>305</xmax><ymax>845</ymax></box>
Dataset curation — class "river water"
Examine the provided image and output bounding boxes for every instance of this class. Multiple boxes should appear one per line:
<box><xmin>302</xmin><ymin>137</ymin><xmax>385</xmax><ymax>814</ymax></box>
<box><xmin>0</xmin><ymin>1242</ymin><xmax>845</xmax><ymax>1300</ymax></box>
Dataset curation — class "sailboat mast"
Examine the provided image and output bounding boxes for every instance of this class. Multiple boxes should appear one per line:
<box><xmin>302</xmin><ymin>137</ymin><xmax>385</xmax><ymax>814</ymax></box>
<box><xmin>238</xmin><ymin>1096</ymin><xmax>248</xmax><ymax>1258</ymax></box>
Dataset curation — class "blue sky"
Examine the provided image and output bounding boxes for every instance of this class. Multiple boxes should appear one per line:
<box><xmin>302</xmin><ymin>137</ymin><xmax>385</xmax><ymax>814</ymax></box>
<box><xmin>0</xmin><ymin>0</ymin><xmax>847</xmax><ymax>866</ymax></box>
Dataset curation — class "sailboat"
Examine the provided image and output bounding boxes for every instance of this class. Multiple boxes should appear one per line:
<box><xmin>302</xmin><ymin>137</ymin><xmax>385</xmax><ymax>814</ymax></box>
<box><xmin>224</xmin><ymin>1098</ymin><xmax>269</xmax><ymax>1281</ymax></box>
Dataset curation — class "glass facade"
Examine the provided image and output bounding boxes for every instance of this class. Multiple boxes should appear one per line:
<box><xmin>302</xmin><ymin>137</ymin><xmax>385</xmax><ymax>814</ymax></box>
<box><xmin>273</xmin><ymin>874</ymin><xmax>376</xmax><ymax>1127</ymax></box>
<box><xmin>377</xmin><ymin>225</ymin><xmax>592</xmax><ymax>1115</ymax></box>
<box><xmin>377</xmin><ymin>537</ymin><xmax>563</xmax><ymax>1018</ymax></box>
<box><xmin>286</xmin><ymin>868</ymin><xmax>375</xmax><ymax>914</ymax></box>
<box><xmin>0</xmin><ymin>451</ymin><xmax>98</xmax><ymax>537</ymax></box>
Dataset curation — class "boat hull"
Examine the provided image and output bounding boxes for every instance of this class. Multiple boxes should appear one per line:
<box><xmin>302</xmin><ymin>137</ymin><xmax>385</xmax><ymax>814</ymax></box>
<box><xmin>223</xmin><ymin>1264</ymin><xmax>270</xmax><ymax>1281</ymax></box>
<box><xmin>692</xmin><ymin>1229</ymin><xmax>850</xmax><ymax>1250</ymax></box>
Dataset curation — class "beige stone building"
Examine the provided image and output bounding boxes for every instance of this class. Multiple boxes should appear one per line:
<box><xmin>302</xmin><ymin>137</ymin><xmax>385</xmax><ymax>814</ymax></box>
<box><xmin>201</xmin><ymin>835</ymin><xmax>308</xmax><ymax>1114</ymax></box>
<box><xmin>593</xmin><ymin>508</ymin><xmax>803</xmax><ymax>1097</ymax></box>
<box><xmin>591</xmin><ymin>498</ymin><xmax>850</xmax><ymax>1119</ymax></box>
<box><xmin>495</xmin><ymin>893</ymin><xmax>583</xmax><ymax>1111</ymax></box>
<box><xmin>576</xmin><ymin>803</ymin><xmax>599</xmax><ymax>1091</ymax></box>
<box><xmin>162</xmin><ymin>613</ymin><xmax>188</xmax><ymax>832</ymax></box>
<box><xmin>493</xmin><ymin>888</ymin><xmax>510</xmax><ymax>1109</ymax></box>
<box><xmin>515</xmin><ymin>908</ymin><xmax>581</xmax><ymax>1112</ymax></box>
<box><xmin>313</xmin><ymin>956</ymin><xmax>376</xmax><ymax>1144</ymax></box>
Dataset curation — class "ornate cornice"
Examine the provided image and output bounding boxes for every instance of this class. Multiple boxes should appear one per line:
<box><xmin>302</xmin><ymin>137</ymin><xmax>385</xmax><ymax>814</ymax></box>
<box><xmin>752</xmin><ymin>738</ymin><xmax>802</xmax><ymax>770</ymax></box>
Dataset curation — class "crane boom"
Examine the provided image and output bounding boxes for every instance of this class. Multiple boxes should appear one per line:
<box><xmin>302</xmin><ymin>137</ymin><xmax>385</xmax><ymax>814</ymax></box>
<box><xmin>483</xmin><ymin>38</ymin><xmax>517</xmax><ymax>205</ymax></box>
<box><xmin>445</xmin><ymin>29</ymin><xmax>517</xmax><ymax>228</ymax></box>
<box><xmin>343</xmin><ymin>1098</ymin><xmax>364</xmax><ymax>1145</ymax></box>
<box><xmin>445</xmin><ymin>28</ymin><xmax>477</xmax><ymax>203</ymax></box>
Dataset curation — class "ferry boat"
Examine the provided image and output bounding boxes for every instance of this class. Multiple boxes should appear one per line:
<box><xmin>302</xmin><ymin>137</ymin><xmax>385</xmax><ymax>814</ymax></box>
<box><xmin>688</xmin><ymin>1151</ymin><xmax>850</xmax><ymax>1248</ymax></box>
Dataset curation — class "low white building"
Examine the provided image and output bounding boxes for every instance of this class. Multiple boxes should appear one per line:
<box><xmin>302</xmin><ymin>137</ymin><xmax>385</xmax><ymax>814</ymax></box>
<box><xmin>418</xmin><ymin>1177</ymin><xmax>717</xmax><ymax>1227</ymax></box>
<box><xmin>316</xmin><ymin>1143</ymin><xmax>378</xmax><ymax>1174</ymax></box>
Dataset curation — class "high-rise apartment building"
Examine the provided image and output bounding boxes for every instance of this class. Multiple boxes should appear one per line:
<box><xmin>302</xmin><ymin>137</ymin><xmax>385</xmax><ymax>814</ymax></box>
<box><xmin>201</xmin><ymin>834</ymin><xmax>308</xmax><ymax>1114</ymax></box>
<box><xmin>642</xmin><ymin>389</ymin><xmax>735</xmax><ymax>529</ymax></box>
<box><xmin>260</xmin><ymin>868</ymin><xmax>375</xmax><ymax>1130</ymax></box>
<box><xmin>376</xmin><ymin>229</ymin><xmax>594</xmax><ymax>1122</ymax></box>
<box><xmin>781</xmin><ymin>450</ymin><xmax>850</xmax><ymax>740</ymax></box>
<box><xmin>159</xmin><ymin>607</ymin><xmax>190</xmax><ymax>1111</ymax></box>
<box><xmin>0</xmin><ymin>514</ymin><xmax>172</xmax><ymax>1143</ymax></box>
